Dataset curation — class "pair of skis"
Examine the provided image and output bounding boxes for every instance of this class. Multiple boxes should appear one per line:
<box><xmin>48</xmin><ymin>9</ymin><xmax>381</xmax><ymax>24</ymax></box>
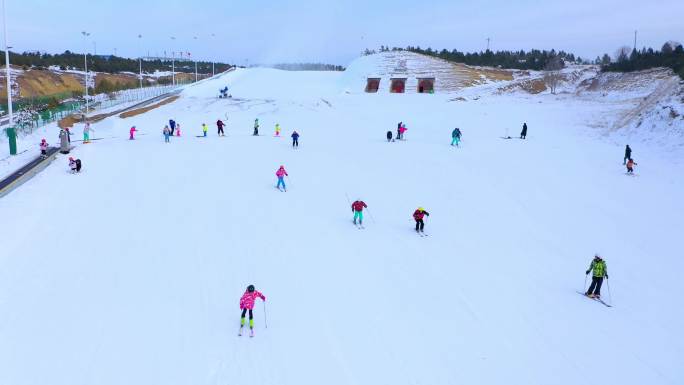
<box><xmin>416</xmin><ymin>230</ymin><xmax>428</xmax><ymax>237</ymax></box>
<box><xmin>238</xmin><ymin>326</ymin><xmax>255</xmax><ymax>338</ymax></box>
<box><xmin>577</xmin><ymin>291</ymin><xmax>612</xmax><ymax>307</ymax></box>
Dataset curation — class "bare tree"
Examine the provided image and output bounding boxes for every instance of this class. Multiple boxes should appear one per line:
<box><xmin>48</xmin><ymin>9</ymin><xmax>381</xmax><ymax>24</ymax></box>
<box><xmin>614</xmin><ymin>46</ymin><xmax>632</xmax><ymax>62</ymax></box>
<box><xmin>543</xmin><ymin>55</ymin><xmax>564</xmax><ymax>94</ymax></box>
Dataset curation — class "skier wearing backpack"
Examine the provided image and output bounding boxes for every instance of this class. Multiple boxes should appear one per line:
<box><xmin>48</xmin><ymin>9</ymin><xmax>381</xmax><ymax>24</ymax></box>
<box><xmin>585</xmin><ymin>255</ymin><xmax>608</xmax><ymax>298</ymax></box>
<box><xmin>413</xmin><ymin>207</ymin><xmax>430</xmax><ymax>233</ymax></box>
<box><xmin>275</xmin><ymin>165</ymin><xmax>288</xmax><ymax>191</ymax></box>
<box><xmin>451</xmin><ymin>128</ymin><xmax>461</xmax><ymax>146</ymax></box>
<box><xmin>239</xmin><ymin>284</ymin><xmax>266</xmax><ymax>337</ymax></box>
<box><xmin>68</xmin><ymin>157</ymin><xmax>82</xmax><ymax>173</ymax></box>
<box><xmin>217</xmin><ymin>119</ymin><xmax>225</xmax><ymax>136</ymax></box>
<box><xmin>351</xmin><ymin>199</ymin><xmax>368</xmax><ymax>226</ymax></box>
<box><xmin>291</xmin><ymin>130</ymin><xmax>299</xmax><ymax>148</ymax></box>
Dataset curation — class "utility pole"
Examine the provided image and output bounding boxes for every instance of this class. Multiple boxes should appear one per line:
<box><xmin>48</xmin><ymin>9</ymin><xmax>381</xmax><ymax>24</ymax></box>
<box><xmin>633</xmin><ymin>30</ymin><xmax>637</xmax><ymax>52</ymax></box>
<box><xmin>170</xmin><ymin>36</ymin><xmax>176</xmax><ymax>85</ymax></box>
<box><xmin>81</xmin><ymin>31</ymin><xmax>90</xmax><ymax>113</ymax></box>
<box><xmin>2</xmin><ymin>0</ymin><xmax>16</xmax><ymax>155</ymax></box>
<box><xmin>138</xmin><ymin>34</ymin><xmax>143</xmax><ymax>89</ymax></box>
<box><xmin>193</xmin><ymin>36</ymin><xmax>198</xmax><ymax>82</ymax></box>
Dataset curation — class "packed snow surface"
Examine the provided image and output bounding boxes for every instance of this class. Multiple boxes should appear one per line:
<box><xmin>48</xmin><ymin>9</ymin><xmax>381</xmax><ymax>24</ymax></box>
<box><xmin>0</xmin><ymin>67</ymin><xmax>683</xmax><ymax>385</ymax></box>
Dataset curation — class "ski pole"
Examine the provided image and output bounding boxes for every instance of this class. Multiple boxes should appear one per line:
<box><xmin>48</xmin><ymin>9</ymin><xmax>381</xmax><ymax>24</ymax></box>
<box><xmin>583</xmin><ymin>274</ymin><xmax>588</xmax><ymax>293</ymax></box>
<box><xmin>606</xmin><ymin>277</ymin><xmax>612</xmax><ymax>305</ymax></box>
<box><xmin>263</xmin><ymin>301</ymin><xmax>268</xmax><ymax>329</ymax></box>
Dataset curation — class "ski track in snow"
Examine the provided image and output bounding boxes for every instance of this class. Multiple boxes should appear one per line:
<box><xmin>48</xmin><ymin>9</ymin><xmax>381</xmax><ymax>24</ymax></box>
<box><xmin>0</xmin><ymin>67</ymin><xmax>683</xmax><ymax>385</ymax></box>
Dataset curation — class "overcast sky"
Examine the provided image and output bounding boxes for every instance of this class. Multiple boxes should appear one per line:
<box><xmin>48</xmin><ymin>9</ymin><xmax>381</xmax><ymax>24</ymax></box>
<box><xmin>6</xmin><ymin>0</ymin><xmax>683</xmax><ymax>65</ymax></box>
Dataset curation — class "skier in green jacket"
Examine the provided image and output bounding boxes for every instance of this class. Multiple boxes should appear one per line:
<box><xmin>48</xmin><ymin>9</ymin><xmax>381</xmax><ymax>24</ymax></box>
<box><xmin>585</xmin><ymin>255</ymin><xmax>608</xmax><ymax>298</ymax></box>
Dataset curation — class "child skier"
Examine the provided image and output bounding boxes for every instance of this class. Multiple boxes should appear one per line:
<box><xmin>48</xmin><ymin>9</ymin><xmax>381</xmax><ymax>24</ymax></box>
<box><xmin>253</xmin><ymin>118</ymin><xmax>259</xmax><ymax>136</ymax></box>
<box><xmin>451</xmin><ymin>128</ymin><xmax>462</xmax><ymax>146</ymax></box>
<box><xmin>163</xmin><ymin>125</ymin><xmax>171</xmax><ymax>143</ymax></box>
<box><xmin>413</xmin><ymin>207</ymin><xmax>430</xmax><ymax>233</ymax></box>
<box><xmin>585</xmin><ymin>255</ymin><xmax>608</xmax><ymax>298</ymax></box>
<box><xmin>202</xmin><ymin>123</ymin><xmax>208</xmax><ymax>137</ymax></box>
<box><xmin>40</xmin><ymin>138</ymin><xmax>48</xmax><ymax>158</ymax></box>
<box><xmin>626</xmin><ymin>158</ymin><xmax>637</xmax><ymax>174</ymax></box>
<box><xmin>129</xmin><ymin>126</ymin><xmax>137</xmax><ymax>140</ymax></box>
<box><xmin>275</xmin><ymin>165</ymin><xmax>288</xmax><ymax>191</ymax></box>
<box><xmin>68</xmin><ymin>157</ymin><xmax>82</xmax><ymax>173</ymax></box>
<box><xmin>83</xmin><ymin>122</ymin><xmax>94</xmax><ymax>143</ymax></box>
<box><xmin>386</xmin><ymin>130</ymin><xmax>393</xmax><ymax>142</ymax></box>
<box><xmin>175</xmin><ymin>123</ymin><xmax>181</xmax><ymax>137</ymax></box>
<box><xmin>275</xmin><ymin>123</ymin><xmax>281</xmax><ymax>137</ymax></box>
<box><xmin>217</xmin><ymin>119</ymin><xmax>225</xmax><ymax>136</ymax></box>
<box><xmin>351</xmin><ymin>199</ymin><xmax>368</xmax><ymax>226</ymax></box>
<box><xmin>398</xmin><ymin>124</ymin><xmax>407</xmax><ymax>140</ymax></box>
<box><xmin>239</xmin><ymin>284</ymin><xmax>266</xmax><ymax>337</ymax></box>
<box><xmin>291</xmin><ymin>130</ymin><xmax>299</xmax><ymax>148</ymax></box>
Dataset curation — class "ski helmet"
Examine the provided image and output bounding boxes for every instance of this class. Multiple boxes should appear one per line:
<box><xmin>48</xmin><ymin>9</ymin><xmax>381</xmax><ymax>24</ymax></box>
<box><xmin>247</xmin><ymin>285</ymin><xmax>255</xmax><ymax>292</ymax></box>
<box><xmin>69</xmin><ymin>157</ymin><xmax>74</xmax><ymax>161</ymax></box>
<box><xmin>418</xmin><ymin>207</ymin><xmax>425</xmax><ymax>211</ymax></box>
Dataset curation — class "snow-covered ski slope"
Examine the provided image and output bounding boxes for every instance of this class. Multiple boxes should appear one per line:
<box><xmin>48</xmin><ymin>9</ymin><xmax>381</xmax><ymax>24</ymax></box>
<box><xmin>1</xmin><ymin>66</ymin><xmax>683</xmax><ymax>385</ymax></box>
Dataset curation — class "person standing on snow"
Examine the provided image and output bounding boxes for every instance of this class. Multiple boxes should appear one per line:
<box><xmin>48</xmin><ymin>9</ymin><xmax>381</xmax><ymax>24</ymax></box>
<box><xmin>163</xmin><ymin>125</ymin><xmax>171</xmax><ymax>143</ymax></box>
<box><xmin>585</xmin><ymin>255</ymin><xmax>608</xmax><ymax>298</ymax></box>
<box><xmin>239</xmin><ymin>284</ymin><xmax>266</xmax><ymax>337</ymax></box>
<box><xmin>275</xmin><ymin>123</ymin><xmax>281</xmax><ymax>137</ymax></box>
<box><xmin>217</xmin><ymin>119</ymin><xmax>225</xmax><ymax>136</ymax></box>
<box><xmin>253</xmin><ymin>118</ymin><xmax>259</xmax><ymax>136</ymax></box>
<box><xmin>175</xmin><ymin>123</ymin><xmax>182</xmax><ymax>137</ymax></box>
<box><xmin>169</xmin><ymin>119</ymin><xmax>176</xmax><ymax>136</ymax></box>
<box><xmin>386</xmin><ymin>130</ymin><xmax>393</xmax><ymax>142</ymax></box>
<box><xmin>68</xmin><ymin>156</ymin><xmax>81</xmax><ymax>173</ymax></box>
<box><xmin>275</xmin><ymin>165</ymin><xmax>288</xmax><ymax>191</ymax></box>
<box><xmin>398</xmin><ymin>123</ymin><xmax>407</xmax><ymax>140</ymax></box>
<box><xmin>624</xmin><ymin>145</ymin><xmax>632</xmax><ymax>165</ymax></box>
<box><xmin>291</xmin><ymin>130</ymin><xmax>299</xmax><ymax>148</ymax></box>
<box><xmin>626</xmin><ymin>158</ymin><xmax>637</xmax><ymax>174</ymax></box>
<box><xmin>202</xmin><ymin>123</ymin><xmax>208</xmax><ymax>137</ymax></box>
<box><xmin>351</xmin><ymin>199</ymin><xmax>368</xmax><ymax>226</ymax></box>
<box><xmin>129</xmin><ymin>126</ymin><xmax>138</xmax><ymax>140</ymax></box>
<box><xmin>397</xmin><ymin>122</ymin><xmax>402</xmax><ymax>140</ymax></box>
<box><xmin>451</xmin><ymin>128</ymin><xmax>462</xmax><ymax>146</ymax></box>
<box><xmin>413</xmin><ymin>207</ymin><xmax>430</xmax><ymax>233</ymax></box>
<box><xmin>520</xmin><ymin>122</ymin><xmax>528</xmax><ymax>139</ymax></box>
<box><xmin>40</xmin><ymin>138</ymin><xmax>49</xmax><ymax>158</ymax></box>
<box><xmin>83</xmin><ymin>122</ymin><xmax>94</xmax><ymax>143</ymax></box>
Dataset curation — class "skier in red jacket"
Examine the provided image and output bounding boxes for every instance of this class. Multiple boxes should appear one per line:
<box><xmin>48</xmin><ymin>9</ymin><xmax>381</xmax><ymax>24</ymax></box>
<box><xmin>351</xmin><ymin>199</ymin><xmax>368</xmax><ymax>226</ymax></box>
<box><xmin>413</xmin><ymin>207</ymin><xmax>430</xmax><ymax>233</ymax></box>
<box><xmin>239</xmin><ymin>285</ymin><xmax>266</xmax><ymax>337</ymax></box>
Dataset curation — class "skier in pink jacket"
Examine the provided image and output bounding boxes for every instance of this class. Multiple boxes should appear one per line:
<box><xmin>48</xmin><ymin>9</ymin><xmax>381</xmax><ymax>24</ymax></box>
<box><xmin>275</xmin><ymin>165</ymin><xmax>288</xmax><ymax>191</ymax></box>
<box><xmin>129</xmin><ymin>126</ymin><xmax>138</xmax><ymax>140</ymax></box>
<box><xmin>239</xmin><ymin>285</ymin><xmax>266</xmax><ymax>337</ymax></box>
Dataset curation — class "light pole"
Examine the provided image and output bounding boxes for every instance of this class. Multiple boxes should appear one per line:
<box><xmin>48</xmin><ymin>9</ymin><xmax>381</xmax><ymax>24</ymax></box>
<box><xmin>170</xmin><ymin>36</ymin><xmax>176</xmax><ymax>85</ymax></box>
<box><xmin>138</xmin><ymin>34</ymin><xmax>143</xmax><ymax>89</ymax></box>
<box><xmin>211</xmin><ymin>33</ymin><xmax>215</xmax><ymax>76</ymax></box>
<box><xmin>81</xmin><ymin>31</ymin><xmax>90</xmax><ymax>113</ymax></box>
<box><xmin>2</xmin><ymin>0</ymin><xmax>16</xmax><ymax>155</ymax></box>
<box><xmin>193</xmin><ymin>36</ymin><xmax>198</xmax><ymax>82</ymax></box>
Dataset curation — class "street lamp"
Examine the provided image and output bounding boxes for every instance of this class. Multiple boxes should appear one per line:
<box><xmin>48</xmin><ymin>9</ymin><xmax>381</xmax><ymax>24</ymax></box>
<box><xmin>138</xmin><ymin>34</ymin><xmax>143</xmax><ymax>89</ymax></box>
<box><xmin>2</xmin><ymin>0</ymin><xmax>16</xmax><ymax>155</ymax></box>
<box><xmin>170</xmin><ymin>36</ymin><xmax>176</xmax><ymax>85</ymax></box>
<box><xmin>81</xmin><ymin>31</ymin><xmax>90</xmax><ymax>113</ymax></box>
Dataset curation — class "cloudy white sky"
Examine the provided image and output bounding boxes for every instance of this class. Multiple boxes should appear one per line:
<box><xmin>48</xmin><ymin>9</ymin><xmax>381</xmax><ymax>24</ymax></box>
<box><xmin>6</xmin><ymin>0</ymin><xmax>683</xmax><ymax>65</ymax></box>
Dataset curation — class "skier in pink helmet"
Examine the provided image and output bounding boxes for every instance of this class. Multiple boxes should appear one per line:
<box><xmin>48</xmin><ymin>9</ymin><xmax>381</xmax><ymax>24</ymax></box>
<box><xmin>239</xmin><ymin>284</ymin><xmax>266</xmax><ymax>337</ymax></box>
<box><xmin>275</xmin><ymin>165</ymin><xmax>288</xmax><ymax>191</ymax></box>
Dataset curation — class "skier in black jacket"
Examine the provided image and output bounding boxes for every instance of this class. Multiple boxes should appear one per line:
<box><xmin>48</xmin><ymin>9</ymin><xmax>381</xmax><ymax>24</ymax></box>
<box><xmin>624</xmin><ymin>145</ymin><xmax>632</xmax><ymax>165</ymax></box>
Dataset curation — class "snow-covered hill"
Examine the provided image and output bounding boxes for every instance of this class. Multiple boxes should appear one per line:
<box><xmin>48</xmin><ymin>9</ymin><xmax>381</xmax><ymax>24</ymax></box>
<box><xmin>0</xmin><ymin>66</ymin><xmax>683</xmax><ymax>385</ymax></box>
